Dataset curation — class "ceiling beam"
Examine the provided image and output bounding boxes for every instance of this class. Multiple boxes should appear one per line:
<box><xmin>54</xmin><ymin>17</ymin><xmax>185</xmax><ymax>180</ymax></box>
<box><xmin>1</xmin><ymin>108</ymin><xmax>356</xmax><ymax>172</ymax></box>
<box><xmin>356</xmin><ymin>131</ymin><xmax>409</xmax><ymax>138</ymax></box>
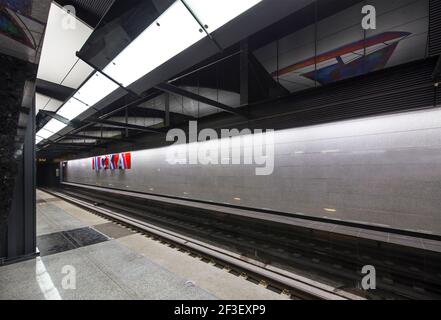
<box><xmin>87</xmin><ymin>119</ymin><xmax>164</xmax><ymax>133</ymax></box>
<box><xmin>39</xmin><ymin>110</ymin><xmax>71</xmax><ymax>125</ymax></box>
<box><xmin>128</xmin><ymin>106</ymin><xmax>196</xmax><ymax>122</ymax></box>
<box><xmin>155</xmin><ymin>83</ymin><xmax>248</xmax><ymax>118</ymax></box>
<box><xmin>36</xmin><ymin>79</ymin><xmax>75</xmax><ymax>101</ymax></box>
<box><xmin>63</xmin><ymin>134</ymin><xmax>133</xmax><ymax>143</ymax></box>
<box><xmin>44</xmin><ymin>143</ymin><xmax>96</xmax><ymax>150</ymax></box>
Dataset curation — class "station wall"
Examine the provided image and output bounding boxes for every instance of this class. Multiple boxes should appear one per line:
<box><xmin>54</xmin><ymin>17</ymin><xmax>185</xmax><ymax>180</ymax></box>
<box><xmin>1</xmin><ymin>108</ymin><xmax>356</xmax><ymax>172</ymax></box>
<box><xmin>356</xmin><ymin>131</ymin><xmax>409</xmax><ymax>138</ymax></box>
<box><xmin>254</xmin><ymin>0</ymin><xmax>429</xmax><ymax>93</ymax></box>
<box><xmin>64</xmin><ymin>108</ymin><xmax>441</xmax><ymax>236</ymax></box>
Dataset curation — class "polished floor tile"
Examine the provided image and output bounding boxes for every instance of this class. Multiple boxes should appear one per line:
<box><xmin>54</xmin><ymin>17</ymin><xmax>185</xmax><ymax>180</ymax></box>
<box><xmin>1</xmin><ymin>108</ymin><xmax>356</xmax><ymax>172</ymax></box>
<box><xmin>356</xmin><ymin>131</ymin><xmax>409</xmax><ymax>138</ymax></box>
<box><xmin>53</xmin><ymin>201</ymin><xmax>108</xmax><ymax>226</ymax></box>
<box><xmin>93</xmin><ymin>222</ymin><xmax>136</xmax><ymax>240</ymax></box>
<box><xmin>0</xmin><ymin>239</ymin><xmax>216</xmax><ymax>300</ymax></box>
<box><xmin>37</xmin><ymin>203</ymin><xmax>87</xmax><ymax>236</ymax></box>
<box><xmin>118</xmin><ymin>234</ymin><xmax>288</xmax><ymax>300</ymax></box>
<box><xmin>0</xmin><ymin>251</ymin><xmax>133</xmax><ymax>300</ymax></box>
<box><xmin>0</xmin><ymin>190</ymin><xmax>284</xmax><ymax>300</ymax></box>
<box><xmin>75</xmin><ymin>240</ymin><xmax>217</xmax><ymax>300</ymax></box>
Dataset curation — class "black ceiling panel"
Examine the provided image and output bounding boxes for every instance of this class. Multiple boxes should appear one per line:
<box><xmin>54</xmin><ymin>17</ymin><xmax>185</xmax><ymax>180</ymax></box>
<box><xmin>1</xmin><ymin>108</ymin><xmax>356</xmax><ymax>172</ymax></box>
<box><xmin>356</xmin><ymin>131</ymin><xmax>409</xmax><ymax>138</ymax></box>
<box><xmin>36</xmin><ymin>79</ymin><xmax>74</xmax><ymax>101</ymax></box>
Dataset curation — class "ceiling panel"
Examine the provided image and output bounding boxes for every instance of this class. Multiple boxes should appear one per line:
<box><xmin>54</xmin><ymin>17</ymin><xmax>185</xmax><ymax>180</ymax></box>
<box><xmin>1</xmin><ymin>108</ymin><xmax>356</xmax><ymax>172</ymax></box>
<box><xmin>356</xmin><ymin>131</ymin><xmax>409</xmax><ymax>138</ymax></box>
<box><xmin>35</xmin><ymin>93</ymin><xmax>64</xmax><ymax>113</ymax></box>
<box><xmin>35</xmin><ymin>93</ymin><xmax>50</xmax><ymax>113</ymax></box>
<box><xmin>37</xmin><ymin>3</ymin><xmax>94</xmax><ymax>89</ymax></box>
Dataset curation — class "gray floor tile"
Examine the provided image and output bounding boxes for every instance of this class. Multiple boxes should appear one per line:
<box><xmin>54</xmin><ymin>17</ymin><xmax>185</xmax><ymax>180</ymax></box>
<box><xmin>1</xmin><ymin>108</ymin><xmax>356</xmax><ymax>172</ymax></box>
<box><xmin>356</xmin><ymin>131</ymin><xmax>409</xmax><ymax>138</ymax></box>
<box><xmin>93</xmin><ymin>222</ymin><xmax>136</xmax><ymax>240</ymax></box>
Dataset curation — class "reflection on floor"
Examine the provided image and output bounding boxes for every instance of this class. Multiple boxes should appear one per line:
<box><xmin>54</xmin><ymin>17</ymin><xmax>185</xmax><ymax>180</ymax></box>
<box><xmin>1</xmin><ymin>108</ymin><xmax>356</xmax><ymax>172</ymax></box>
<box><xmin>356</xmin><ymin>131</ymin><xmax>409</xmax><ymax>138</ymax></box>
<box><xmin>0</xmin><ymin>190</ymin><xmax>287</xmax><ymax>300</ymax></box>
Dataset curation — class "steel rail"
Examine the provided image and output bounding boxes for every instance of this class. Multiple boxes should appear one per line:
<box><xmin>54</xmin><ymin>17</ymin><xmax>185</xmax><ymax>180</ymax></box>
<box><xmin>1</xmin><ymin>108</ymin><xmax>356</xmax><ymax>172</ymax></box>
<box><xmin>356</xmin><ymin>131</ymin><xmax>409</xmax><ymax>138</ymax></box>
<box><xmin>42</xmin><ymin>188</ymin><xmax>361</xmax><ymax>300</ymax></box>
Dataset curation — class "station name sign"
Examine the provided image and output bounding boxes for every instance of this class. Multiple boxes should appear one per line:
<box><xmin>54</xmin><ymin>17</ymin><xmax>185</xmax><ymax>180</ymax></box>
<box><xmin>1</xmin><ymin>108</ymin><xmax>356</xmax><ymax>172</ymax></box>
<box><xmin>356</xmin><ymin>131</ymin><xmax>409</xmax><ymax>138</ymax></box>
<box><xmin>92</xmin><ymin>153</ymin><xmax>132</xmax><ymax>171</ymax></box>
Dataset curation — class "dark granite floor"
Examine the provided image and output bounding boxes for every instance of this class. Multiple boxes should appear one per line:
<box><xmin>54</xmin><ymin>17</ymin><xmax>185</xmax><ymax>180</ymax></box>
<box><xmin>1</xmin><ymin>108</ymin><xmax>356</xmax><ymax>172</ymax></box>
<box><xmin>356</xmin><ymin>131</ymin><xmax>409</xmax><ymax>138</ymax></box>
<box><xmin>37</xmin><ymin>227</ymin><xmax>110</xmax><ymax>257</ymax></box>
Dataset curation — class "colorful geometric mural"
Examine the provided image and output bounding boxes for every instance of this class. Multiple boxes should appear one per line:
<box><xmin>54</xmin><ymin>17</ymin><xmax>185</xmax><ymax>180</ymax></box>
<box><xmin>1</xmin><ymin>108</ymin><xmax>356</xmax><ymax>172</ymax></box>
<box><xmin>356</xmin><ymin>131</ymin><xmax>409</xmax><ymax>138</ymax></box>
<box><xmin>0</xmin><ymin>0</ymin><xmax>50</xmax><ymax>63</ymax></box>
<box><xmin>254</xmin><ymin>0</ymin><xmax>429</xmax><ymax>93</ymax></box>
<box><xmin>0</xmin><ymin>0</ymin><xmax>32</xmax><ymax>15</ymax></box>
<box><xmin>273</xmin><ymin>32</ymin><xmax>411</xmax><ymax>85</ymax></box>
<box><xmin>0</xmin><ymin>6</ymin><xmax>34</xmax><ymax>48</ymax></box>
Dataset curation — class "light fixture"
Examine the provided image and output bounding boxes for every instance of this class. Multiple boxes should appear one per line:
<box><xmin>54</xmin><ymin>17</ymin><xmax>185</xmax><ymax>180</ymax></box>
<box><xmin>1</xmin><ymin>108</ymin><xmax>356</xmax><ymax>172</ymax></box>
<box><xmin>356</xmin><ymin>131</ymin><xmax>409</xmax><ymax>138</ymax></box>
<box><xmin>34</xmin><ymin>0</ymin><xmax>262</xmax><ymax>141</ymax></box>
<box><xmin>36</xmin><ymin>128</ymin><xmax>55</xmax><ymax>140</ymax></box>
<box><xmin>36</xmin><ymin>119</ymin><xmax>66</xmax><ymax>141</ymax></box>
<box><xmin>73</xmin><ymin>72</ymin><xmax>119</xmax><ymax>106</ymax></box>
<box><xmin>57</xmin><ymin>98</ymin><xmax>89</xmax><ymax>121</ymax></box>
<box><xmin>183</xmin><ymin>0</ymin><xmax>262</xmax><ymax>34</ymax></box>
<box><xmin>44</xmin><ymin>119</ymin><xmax>67</xmax><ymax>134</ymax></box>
<box><xmin>103</xmin><ymin>1</ymin><xmax>205</xmax><ymax>87</ymax></box>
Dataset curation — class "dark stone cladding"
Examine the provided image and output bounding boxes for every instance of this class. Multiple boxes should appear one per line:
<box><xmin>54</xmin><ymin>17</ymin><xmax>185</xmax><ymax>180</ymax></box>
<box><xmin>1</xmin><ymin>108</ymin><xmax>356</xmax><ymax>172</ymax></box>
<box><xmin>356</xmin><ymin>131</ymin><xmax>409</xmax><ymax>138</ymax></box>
<box><xmin>0</xmin><ymin>53</ymin><xmax>36</xmax><ymax>253</ymax></box>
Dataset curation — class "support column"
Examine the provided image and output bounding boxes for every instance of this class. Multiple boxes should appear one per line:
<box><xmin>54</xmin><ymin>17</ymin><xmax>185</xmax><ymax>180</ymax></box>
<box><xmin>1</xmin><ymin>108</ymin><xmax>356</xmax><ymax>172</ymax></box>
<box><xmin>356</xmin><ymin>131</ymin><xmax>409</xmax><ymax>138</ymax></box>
<box><xmin>240</xmin><ymin>40</ymin><xmax>249</xmax><ymax>106</ymax></box>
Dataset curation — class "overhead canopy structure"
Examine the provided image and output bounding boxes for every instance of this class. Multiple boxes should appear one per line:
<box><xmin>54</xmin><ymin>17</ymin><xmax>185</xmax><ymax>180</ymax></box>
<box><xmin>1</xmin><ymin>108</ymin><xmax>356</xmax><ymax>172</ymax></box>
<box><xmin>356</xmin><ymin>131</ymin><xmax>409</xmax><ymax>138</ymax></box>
<box><xmin>34</xmin><ymin>0</ymin><xmax>363</xmax><ymax>156</ymax></box>
<box><xmin>36</xmin><ymin>0</ymin><xmax>439</xmax><ymax>160</ymax></box>
<box><xmin>37</xmin><ymin>0</ymin><xmax>292</xmax><ymax>151</ymax></box>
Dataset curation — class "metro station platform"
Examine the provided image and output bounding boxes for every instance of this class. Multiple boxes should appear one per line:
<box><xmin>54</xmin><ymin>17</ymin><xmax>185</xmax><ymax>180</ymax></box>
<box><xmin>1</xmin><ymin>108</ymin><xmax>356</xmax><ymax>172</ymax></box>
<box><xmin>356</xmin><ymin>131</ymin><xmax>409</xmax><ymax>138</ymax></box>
<box><xmin>0</xmin><ymin>190</ymin><xmax>286</xmax><ymax>300</ymax></box>
<box><xmin>2</xmin><ymin>0</ymin><xmax>441</xmax><ymax>304</ymax></box>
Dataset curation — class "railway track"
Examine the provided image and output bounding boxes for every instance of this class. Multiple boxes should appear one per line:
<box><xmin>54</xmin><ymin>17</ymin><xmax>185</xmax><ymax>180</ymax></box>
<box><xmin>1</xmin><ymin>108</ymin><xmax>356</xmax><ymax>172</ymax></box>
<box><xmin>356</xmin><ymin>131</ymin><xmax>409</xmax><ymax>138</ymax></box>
<box><xmin>43</xmin><ymin>186</ymin><xmax>441</xmax><ymax>300</ymax></box>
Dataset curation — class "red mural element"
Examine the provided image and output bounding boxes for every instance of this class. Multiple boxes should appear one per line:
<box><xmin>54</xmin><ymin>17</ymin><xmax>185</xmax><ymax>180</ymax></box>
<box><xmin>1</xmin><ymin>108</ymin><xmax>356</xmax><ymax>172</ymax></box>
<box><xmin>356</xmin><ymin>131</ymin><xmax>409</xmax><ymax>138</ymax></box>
<box><xmin>92</xmin><ymin>153</ymin><xmax>132</xmax><ymax>171</ymax></box>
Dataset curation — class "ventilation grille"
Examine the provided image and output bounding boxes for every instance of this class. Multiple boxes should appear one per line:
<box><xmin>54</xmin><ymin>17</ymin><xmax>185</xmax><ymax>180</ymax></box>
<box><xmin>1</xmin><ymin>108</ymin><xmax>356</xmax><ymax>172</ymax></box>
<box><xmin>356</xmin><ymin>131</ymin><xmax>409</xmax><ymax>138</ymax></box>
<box><xmin>250</xmin><ymin>58</ymin><xmax>440</xmax><ymax>130</ymax></box>
<box><xmin>429</xmin><ymin>0</ymin><xmax>441</xmax><ymax>56</ymax></box>
<box><xmin>73</xmin><ymin>0</ymin><xmax>114</xmax><ymax>18</ymax></box>
<box><xmin>55</xmin><ymin>0</ymin><xmax>115</xmax><ymax>27</ymax></box>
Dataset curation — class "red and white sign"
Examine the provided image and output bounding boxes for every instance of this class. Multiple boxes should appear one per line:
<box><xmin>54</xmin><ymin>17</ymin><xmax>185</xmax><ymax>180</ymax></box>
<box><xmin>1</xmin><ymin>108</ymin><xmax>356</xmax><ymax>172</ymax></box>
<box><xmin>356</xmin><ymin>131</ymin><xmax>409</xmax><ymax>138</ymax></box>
<box><xmin>92</xmin><ymin>153</ymin><xmax>132</xmax><ymax>171</ymax></box>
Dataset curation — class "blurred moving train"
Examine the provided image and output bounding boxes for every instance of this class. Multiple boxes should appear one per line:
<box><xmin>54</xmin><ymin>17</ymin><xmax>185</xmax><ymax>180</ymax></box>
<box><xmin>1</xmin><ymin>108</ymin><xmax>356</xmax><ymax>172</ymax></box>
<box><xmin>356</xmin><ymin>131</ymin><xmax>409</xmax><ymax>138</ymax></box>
<box><xmin>64</xmin><ymin>108</ymin><xmax>441</xmax><ymax>237</ymax></box>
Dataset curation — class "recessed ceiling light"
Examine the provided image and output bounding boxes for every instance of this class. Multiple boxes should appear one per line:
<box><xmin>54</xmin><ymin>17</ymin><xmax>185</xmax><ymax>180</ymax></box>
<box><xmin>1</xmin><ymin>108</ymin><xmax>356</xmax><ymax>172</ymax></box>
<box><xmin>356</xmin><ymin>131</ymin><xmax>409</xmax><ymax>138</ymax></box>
<box><xmin>37</xmin><ymin>1</ymin><xmax>262</xmax><ymax>140</ymax></box>
<box><xmin>73</xmin><ymin>72</ymin><xmax>119</xmax><ymax>106</ymax></box>
<box><xmin>36</xmin><ymin>128</ymin><xmax>55</xmax><ymax>139</ymax></box>
<box><xmin>57</xmin><ymin>98</ymin><xmax>89</xmax><ymax>121</ymax></box>
<box><xmin>103</xmin><ymin>1</ymin><xmax>205</xmax><ymax>87</ymax></box>
<box><xmin>36</xmin><ymin>119</ymin><xmax>66</xmax><ymax>140</ymax></box>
